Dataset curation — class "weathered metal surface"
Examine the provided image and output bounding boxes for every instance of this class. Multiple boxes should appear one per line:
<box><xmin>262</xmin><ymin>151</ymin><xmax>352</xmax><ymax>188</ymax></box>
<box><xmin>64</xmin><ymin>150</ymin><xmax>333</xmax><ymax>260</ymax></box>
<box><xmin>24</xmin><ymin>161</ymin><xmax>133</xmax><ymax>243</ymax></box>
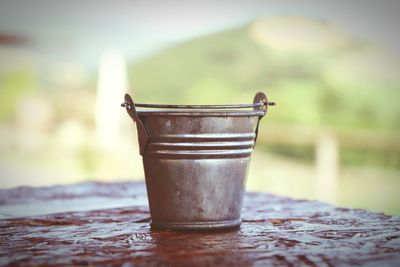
<box><xmin>1</xmin><ymin>182</ymin><xmax>399</xmax><ymax>266</ymax></box>
<box><xmin>122</xmin><ymin>92</ymin><xmax>273</xmax><ymax>230</ymax></box>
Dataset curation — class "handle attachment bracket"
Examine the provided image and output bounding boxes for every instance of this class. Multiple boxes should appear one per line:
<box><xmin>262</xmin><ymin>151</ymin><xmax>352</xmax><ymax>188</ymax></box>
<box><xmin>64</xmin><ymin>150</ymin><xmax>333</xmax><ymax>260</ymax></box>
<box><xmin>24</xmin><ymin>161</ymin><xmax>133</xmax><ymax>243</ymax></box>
<box><xmin>122</xmin><ymin>94</ymin><xmax>149</xmax><ymax>155</ymax></box>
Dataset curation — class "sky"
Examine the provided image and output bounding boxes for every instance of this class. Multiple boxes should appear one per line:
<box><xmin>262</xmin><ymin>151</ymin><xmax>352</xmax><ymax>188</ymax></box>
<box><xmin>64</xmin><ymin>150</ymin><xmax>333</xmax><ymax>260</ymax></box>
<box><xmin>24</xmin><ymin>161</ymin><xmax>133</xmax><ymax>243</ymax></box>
<box><xmin>0</xmin><ymin>0</ymin><xmax>399</xmax><ymax>66</ymax></box>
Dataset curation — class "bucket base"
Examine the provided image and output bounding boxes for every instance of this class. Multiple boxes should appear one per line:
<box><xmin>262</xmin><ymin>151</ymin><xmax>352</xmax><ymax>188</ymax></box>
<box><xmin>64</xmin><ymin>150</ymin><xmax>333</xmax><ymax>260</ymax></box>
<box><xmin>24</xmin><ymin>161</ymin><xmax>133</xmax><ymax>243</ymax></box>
<box><xmin>150</xmin><ymin>219</ymin><xmax>241</xmax><ymax>231</ymax></box>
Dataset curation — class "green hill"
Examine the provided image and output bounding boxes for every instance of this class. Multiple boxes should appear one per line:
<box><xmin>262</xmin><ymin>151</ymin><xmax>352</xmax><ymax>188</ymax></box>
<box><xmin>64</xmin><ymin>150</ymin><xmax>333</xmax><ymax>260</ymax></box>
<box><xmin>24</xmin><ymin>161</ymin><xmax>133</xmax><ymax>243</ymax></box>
<box><xmin>129</xmin><ymin>17</ymin><xmax>400</xmax><ymax>132</ymax></box>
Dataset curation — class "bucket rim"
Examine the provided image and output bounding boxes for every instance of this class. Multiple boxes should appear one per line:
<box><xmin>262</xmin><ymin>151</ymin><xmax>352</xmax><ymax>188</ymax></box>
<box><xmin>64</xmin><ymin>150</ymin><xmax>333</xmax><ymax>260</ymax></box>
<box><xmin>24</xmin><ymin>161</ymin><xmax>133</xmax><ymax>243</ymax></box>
<box><xmin>136</xmin><ymin>110</ymin><xmax>266</xmax><ymax>117</ymax></box>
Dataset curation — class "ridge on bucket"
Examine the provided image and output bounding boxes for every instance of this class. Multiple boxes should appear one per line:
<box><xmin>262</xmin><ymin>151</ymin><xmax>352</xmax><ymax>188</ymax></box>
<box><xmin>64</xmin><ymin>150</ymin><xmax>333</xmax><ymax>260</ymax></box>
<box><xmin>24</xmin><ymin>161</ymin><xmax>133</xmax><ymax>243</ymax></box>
<box><xmin>122</xmin><ymin>91</ymin><xmax>274</xmax><ymax>230</ymax></box>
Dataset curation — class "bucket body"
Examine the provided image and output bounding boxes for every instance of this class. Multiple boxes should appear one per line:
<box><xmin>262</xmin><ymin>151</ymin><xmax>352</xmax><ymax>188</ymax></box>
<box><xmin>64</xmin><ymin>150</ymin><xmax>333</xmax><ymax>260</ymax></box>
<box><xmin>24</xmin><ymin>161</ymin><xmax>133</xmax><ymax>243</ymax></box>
<box><xmin>122</xmin><ymin>93</ymin><xmax>272</xmax><ymax>230</ymax></box>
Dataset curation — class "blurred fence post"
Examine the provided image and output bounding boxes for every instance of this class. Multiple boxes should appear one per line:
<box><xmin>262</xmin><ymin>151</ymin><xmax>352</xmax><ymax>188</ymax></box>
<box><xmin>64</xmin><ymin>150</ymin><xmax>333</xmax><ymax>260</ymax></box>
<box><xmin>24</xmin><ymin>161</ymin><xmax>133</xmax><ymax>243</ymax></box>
<box><xmin>316</xmin><ymin>132</ymin><xmax>339</xmax><ymax>203</ymax></box>
<box><xmin>94</xmin><ymin>49</ymin><xmax>144</xmax><ymax>179</ymax></box>
<box><xmin>95</xmin><ymin>49</ymin><xmax>127</xmax><ymax>150</ymax></box>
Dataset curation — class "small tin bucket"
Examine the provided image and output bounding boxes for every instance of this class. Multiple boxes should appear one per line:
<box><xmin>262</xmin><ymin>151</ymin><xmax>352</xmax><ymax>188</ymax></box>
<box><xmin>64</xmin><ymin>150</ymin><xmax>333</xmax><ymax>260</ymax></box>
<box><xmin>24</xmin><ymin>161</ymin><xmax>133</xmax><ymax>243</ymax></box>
<box><xmin>122</xmin><ymin>92</ymin><xmax>274</xmax><ymax>230</ymax></box>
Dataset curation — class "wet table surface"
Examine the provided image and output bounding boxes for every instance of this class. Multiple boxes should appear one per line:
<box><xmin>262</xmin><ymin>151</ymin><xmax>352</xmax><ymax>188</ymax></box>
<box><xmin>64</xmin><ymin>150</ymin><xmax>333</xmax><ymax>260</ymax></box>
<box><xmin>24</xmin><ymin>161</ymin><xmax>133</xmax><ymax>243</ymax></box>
<box><xmin>0</xmin><ymin>182</ymin><xmax>399</xmax><ymax>266</ymax></box>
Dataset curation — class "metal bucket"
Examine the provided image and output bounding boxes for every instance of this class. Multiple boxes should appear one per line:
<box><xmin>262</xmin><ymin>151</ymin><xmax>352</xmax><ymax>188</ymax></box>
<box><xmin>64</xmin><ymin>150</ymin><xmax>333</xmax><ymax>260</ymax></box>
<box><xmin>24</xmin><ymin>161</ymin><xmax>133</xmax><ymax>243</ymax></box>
<box><xmin>122</xmin><ymin>92</ymin><xmax>274</xmax><ymax>230</ymax></box>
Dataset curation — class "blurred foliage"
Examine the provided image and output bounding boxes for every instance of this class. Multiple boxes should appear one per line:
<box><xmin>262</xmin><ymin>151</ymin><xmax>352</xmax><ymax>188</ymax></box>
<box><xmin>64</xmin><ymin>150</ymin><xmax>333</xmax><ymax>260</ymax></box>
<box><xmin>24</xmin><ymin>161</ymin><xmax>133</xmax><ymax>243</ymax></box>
<box><xmin>263</xmin><ymin>144</ymin><xmax>315</xmax><ymax>163</ymax></box>
<box><xmin>130</xmin><ymin>23</ymin><xmax>400</xmax><ymax>132</ymax></box>
<box><xmin>262</xmin><ymin>143</ymin><xmax>400</xmax><ymax>169</ymax></box>
<box><xmin>340</xmin><ymin>147</ymin><xmax>400</xmax><ymax>169</ymax></box>
<box><xmin>0</xmin><ymin>71</ymin><xmax>37</xmax><ymax>121</ymax></box>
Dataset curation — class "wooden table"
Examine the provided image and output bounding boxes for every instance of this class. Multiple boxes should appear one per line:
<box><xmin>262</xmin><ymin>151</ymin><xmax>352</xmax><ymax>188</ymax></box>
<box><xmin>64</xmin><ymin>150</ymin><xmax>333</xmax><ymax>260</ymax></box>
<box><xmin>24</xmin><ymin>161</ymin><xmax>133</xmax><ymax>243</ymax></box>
<box><xmin>1</xmin><ymin>182</ymin><xmax>399</xmax><ymax>266</ymax></box>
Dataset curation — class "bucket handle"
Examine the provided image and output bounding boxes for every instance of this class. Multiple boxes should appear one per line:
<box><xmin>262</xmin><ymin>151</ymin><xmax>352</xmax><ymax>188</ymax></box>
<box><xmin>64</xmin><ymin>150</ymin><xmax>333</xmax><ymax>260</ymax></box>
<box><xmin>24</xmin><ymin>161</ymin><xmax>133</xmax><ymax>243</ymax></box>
<box><xmin>253</xmin><ymin>92</ymin><xmax>271</xmax><ymax>146</ymax></box>
<box><xmin>122</xmin><ymin>94</ymin><xmax>149</xmax><ymax>155</ymax></box>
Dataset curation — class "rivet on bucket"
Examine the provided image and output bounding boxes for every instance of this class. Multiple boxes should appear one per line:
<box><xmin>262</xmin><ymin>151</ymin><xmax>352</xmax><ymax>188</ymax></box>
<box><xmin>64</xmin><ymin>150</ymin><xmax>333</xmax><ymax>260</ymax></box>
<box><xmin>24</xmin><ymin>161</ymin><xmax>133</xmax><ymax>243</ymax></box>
<box><xmin>122</xmin><ymin>92</ymin><xmax>274</xmax><ymax>230</ymax></box>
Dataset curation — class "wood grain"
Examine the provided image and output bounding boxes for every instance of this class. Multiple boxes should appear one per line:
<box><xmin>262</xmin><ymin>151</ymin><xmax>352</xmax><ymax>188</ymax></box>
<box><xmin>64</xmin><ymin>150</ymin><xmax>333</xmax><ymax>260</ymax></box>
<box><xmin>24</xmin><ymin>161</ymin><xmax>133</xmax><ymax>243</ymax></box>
<box><xmin>1</xmin><ymin>182</ymin><xmax>399</xmax><ymax>266</ymax></box>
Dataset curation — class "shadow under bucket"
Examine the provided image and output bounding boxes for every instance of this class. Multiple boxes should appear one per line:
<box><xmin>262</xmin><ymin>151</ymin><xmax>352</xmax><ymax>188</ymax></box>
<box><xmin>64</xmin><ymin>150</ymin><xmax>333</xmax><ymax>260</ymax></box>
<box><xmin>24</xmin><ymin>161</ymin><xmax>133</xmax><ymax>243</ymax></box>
<box><xmin>122</xmin><ymin>92</ymin><xmax>274</xmax><ymax>230</ymax></box>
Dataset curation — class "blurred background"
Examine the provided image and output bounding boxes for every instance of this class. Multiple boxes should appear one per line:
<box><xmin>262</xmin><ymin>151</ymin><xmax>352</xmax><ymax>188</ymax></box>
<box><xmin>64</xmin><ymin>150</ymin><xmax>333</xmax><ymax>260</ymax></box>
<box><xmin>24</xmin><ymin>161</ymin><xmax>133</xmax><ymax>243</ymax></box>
<box><xmin>0</xmin><ymin>0</ymin><xmax>399</xmax><ymax>214</ymax></box>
